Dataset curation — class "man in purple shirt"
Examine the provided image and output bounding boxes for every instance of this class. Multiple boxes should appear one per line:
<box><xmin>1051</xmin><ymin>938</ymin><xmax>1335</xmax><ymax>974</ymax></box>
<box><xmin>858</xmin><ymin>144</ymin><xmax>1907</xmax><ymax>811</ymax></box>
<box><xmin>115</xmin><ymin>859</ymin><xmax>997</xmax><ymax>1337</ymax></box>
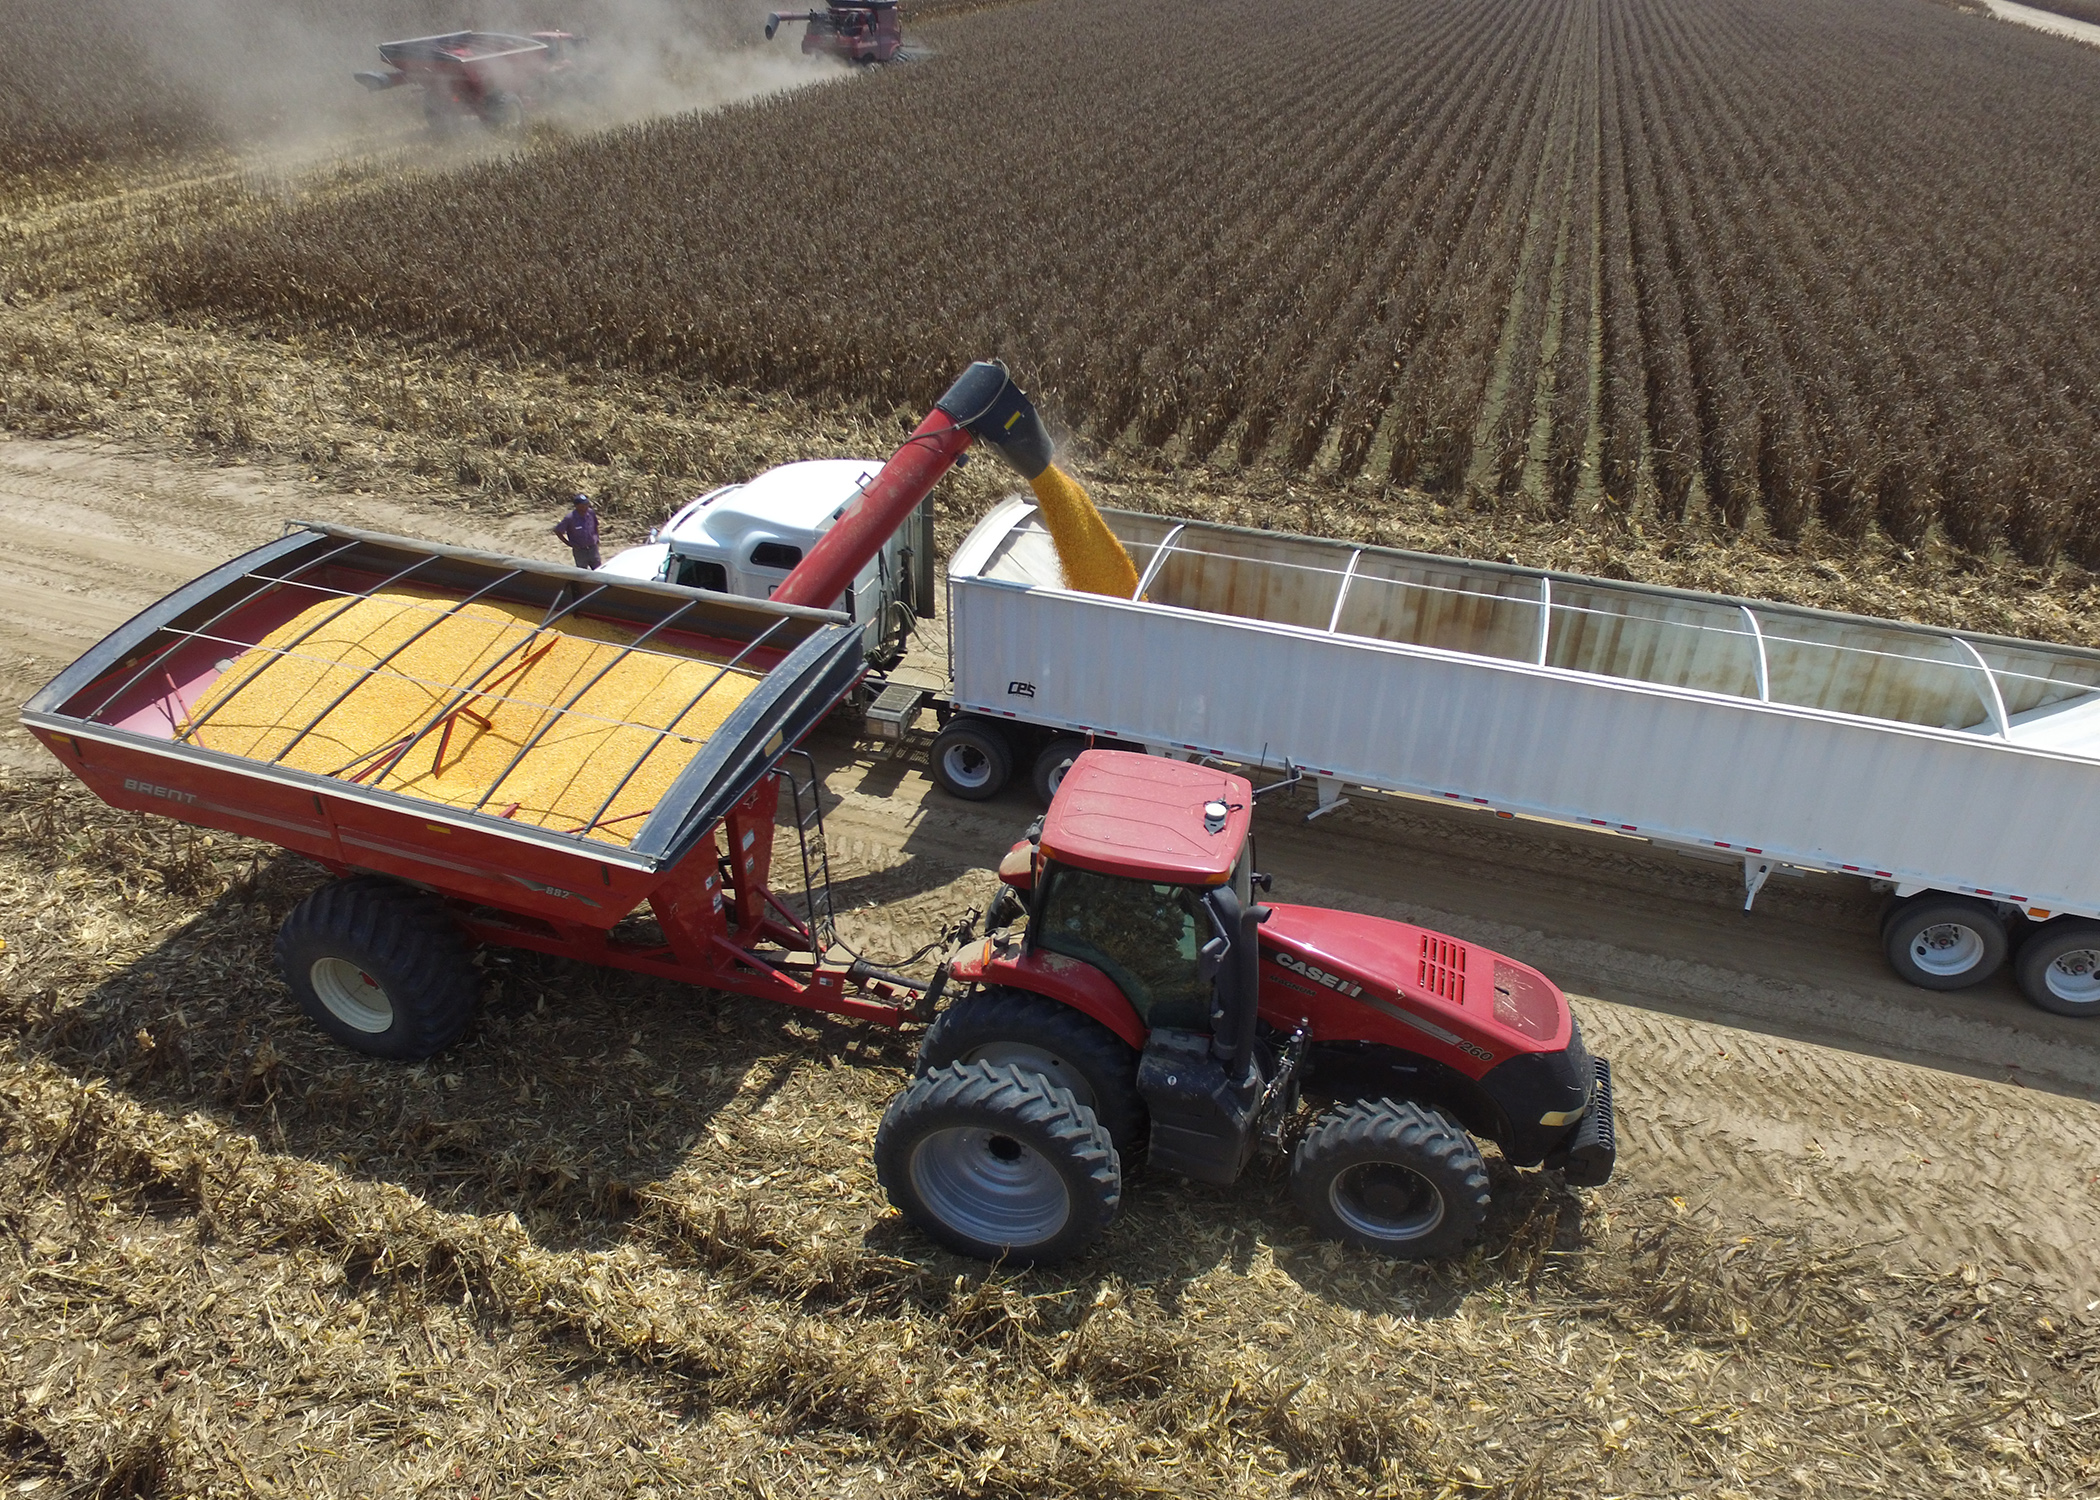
<box><xmin>553</xmin><ymin>494</ymin><xmax>601</xmax><ymax>570</ymax></box>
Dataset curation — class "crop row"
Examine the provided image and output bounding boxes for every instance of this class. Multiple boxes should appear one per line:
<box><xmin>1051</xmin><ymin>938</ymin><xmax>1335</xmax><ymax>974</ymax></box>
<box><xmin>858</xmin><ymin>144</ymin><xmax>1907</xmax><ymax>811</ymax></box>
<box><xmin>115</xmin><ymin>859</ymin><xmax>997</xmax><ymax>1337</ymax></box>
<box><xmin>148</xmin><ymin>0</ymin><xmax>2100</xmax><ymax>561</ymax></box>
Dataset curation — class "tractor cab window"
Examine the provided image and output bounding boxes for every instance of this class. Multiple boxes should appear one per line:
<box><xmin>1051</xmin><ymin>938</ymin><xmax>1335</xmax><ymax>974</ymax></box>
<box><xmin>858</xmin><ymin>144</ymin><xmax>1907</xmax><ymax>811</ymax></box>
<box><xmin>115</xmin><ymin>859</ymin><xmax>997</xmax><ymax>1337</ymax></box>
<box><xmin>1033</xmin><ymin>866</ymin><xmax>1213</xmax><ymax>1031</ymax></box>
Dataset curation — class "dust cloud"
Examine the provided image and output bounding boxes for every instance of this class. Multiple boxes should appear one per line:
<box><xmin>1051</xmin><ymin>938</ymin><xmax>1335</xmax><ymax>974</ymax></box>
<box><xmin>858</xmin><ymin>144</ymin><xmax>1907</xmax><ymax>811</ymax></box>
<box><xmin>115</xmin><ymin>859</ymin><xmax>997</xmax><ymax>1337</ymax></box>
<box><xmin>14</xmin><ymin>0</ymin><xmax>842</xmax><ymax>170</ymax></box>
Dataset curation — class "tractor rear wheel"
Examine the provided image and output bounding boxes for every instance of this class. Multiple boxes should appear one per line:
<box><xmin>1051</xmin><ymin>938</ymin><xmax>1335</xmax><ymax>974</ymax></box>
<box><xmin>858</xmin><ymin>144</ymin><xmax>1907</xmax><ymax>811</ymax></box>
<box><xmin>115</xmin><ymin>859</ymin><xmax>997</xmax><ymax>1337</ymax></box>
<box><xmin>1290</xmin><ymin>1099</ymin><xmax>1490</xmax><ymax>1259</ymax></box>
<box><xmin>930</xmin><ymin>718</ymin><xmax>1012</xmax><ymax>800</ymax></box>
<box><xmin>275</xmin><ymin>877</ymin><xmax>480</xmax><ymax>1060</ymax></box>
<box><xmin>875</xmin><ymin>1061</ymin><xmax>1121</xmax><ymax>1265</ymax></box>
<box><xmin>917</xmin><ymin>987</ymin><xmax>1146</xmax><ymax>1156</ymax></box>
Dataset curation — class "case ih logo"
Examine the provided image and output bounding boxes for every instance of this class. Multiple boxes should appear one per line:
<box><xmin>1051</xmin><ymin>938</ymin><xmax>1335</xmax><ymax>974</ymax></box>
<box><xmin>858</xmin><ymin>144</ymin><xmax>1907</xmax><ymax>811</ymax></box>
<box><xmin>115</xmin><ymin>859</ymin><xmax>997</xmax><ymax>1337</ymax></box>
<box><xmin>1273</xmin><ymin>952</ymin><xmax>1364</xmax><ymax>998</ymax></box>
<box><xmin>123</xmin><ymin>777</ymin><xmax>197</xmax><ymax>806</ymax></box>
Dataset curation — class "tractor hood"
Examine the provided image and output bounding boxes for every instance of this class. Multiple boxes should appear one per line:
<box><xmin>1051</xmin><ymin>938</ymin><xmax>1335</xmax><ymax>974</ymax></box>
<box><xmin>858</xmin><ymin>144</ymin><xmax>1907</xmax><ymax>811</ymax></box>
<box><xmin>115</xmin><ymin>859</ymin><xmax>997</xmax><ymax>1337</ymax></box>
<box><xmin>1257</xmin><ymin>904</ymin><xmax>1571</xmax><ymax>1069</ymax></box>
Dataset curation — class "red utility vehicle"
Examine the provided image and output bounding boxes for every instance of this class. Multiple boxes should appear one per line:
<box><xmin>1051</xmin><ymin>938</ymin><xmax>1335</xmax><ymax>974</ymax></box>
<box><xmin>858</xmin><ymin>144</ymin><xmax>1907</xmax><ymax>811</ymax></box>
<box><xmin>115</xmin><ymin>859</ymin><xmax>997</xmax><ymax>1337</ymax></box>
<box><xmin>24</xmin><ymin>361</ymin><xmax>1613</xmax><ymax>1266</ymax></box>
<box><xmin>354</xmin><ymin>31</ymin><xmax>594</xmax><ymax>131</ymax></box>
<box><xmin>765</xmin><ymin>1</ymin><xmax>905</xmax><ymax>63</ymax></box>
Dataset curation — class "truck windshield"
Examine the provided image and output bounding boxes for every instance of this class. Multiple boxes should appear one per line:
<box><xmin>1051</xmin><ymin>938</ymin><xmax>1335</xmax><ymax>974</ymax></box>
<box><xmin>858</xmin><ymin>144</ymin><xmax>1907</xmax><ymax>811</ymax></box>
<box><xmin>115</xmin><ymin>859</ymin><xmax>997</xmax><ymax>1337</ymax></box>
<box><xmin>1033</xmin><ymin>865</ymin><xmax>1212</xmax><ymax>1030</ymax></box>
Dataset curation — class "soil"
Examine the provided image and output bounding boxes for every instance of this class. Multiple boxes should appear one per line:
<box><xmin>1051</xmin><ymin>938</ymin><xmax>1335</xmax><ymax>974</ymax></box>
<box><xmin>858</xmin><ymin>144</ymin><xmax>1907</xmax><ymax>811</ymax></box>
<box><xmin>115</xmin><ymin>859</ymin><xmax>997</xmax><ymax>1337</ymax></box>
<box><xmin>9</xmin><ymin>431</ymin><xmax>2099</xmax><ymax>1310</ymax></box>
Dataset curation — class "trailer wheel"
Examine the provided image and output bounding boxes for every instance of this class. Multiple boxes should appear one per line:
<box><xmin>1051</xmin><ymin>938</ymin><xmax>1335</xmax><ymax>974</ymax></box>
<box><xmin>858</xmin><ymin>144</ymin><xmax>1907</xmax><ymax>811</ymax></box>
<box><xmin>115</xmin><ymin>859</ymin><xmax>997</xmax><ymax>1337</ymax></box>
<box><xmin>275</xmin><ymin>878</ymin><xmax>480</xmax><ymax>1060</ymax></box>
<box><xmin>1883</xmin><ymin>895</ymin><xmax>2007</xmax><ymax>990</ymax></box>
<box><xmin>930</xmin><ymin>719</ymin><xmax>1012</xmax><ymax>800</ymax></box>
<box><xmin>1031</xmin><ymin>736</ymin><xmax>1087</xmax><ymax>806</ymax></box>
<box><xmin>917</xmin><ymin>987</ymin><xmax>1146</xmax><ymax>1156</ymax></box>
<box><xmin>875</xmin><ymin>1061</ymin><xmax>1121</xmax><ymax>1265</ymax></box>
<box><xmin>1291</xmin><ymin>1098</ymin><xmax>1490</xmax><ymax>1259</ymax></box>
<box><xmin>2014</xmin><ymin>918</ymin><xmax>2100</xmax><ymax>1017</ymax></box>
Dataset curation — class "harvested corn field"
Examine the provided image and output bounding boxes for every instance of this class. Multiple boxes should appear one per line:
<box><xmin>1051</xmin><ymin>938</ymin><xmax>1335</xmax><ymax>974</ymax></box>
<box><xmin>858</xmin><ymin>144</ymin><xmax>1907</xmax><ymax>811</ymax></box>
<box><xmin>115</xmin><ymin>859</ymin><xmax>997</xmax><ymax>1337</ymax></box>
<box><xmin>5</xmin><ymin>769</ymin><xmax>2100</xmax><ymax>1497</ymax></box>
<box><xmin>150</xmin><ymin>0</ymin><xmax>2100</xmax><ymax>560</ymax></box>
<box><xmin>186</xmin><ymin>588</ymin><xmax>756</xmax><ymax>844</ymax></box>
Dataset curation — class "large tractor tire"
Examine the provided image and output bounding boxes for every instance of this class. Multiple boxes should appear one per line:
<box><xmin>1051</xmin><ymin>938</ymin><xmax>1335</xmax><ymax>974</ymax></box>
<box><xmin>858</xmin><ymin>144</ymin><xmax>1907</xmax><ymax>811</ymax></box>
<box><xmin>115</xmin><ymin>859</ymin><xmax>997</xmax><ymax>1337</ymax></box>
<box><xmin>916</xmin><ymin>987</ymin><xmax>1146</xmax><ymax>1156</ymax></box>
<box><xmin>1882</xmin><ymin>895</ymin><xmax>2008</xmax><ymax>990</ymax></box>
<box><xmin>929</xmin><ymin>718</ymin><xmax>1012</xmax><ymax>801</ymax></box>
<box><xmin>1290</xmin><ymin>1098</ymin><xmax>1490</xmax><ymax>1259</ymax></box>
<box><xmin>875</xmin><ymin>1062</ymin><xmax>1121</xmax><ymax>1265</ymax></box>
<box><xmin>2013</xmin><ymin>918</ymin><xmax>2100</xmax><ymax>1017</ymax></box>
<box><xmin>275</xmin><ymin>877</ymin><xmax>480</xmax><ymax>1060</ymax></box>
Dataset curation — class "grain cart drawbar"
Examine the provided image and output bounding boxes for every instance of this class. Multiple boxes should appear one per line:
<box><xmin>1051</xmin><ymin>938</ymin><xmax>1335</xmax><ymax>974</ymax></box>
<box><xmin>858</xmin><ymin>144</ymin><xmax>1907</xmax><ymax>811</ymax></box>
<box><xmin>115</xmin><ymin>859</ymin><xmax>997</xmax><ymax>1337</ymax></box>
<box><xmin>24</xmin><ymin>362</ymin><xmax>1614</xmax><ymax>1265</ymax></box>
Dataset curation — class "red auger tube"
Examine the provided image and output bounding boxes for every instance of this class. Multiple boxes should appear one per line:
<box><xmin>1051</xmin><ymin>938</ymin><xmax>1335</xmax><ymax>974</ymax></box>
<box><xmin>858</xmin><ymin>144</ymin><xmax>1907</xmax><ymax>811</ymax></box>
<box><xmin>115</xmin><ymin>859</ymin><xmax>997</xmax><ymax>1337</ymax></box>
<box><xmin>769</xmin><ymin>408</ymin><xmax>972</xmax><ymax>611</ymax></box>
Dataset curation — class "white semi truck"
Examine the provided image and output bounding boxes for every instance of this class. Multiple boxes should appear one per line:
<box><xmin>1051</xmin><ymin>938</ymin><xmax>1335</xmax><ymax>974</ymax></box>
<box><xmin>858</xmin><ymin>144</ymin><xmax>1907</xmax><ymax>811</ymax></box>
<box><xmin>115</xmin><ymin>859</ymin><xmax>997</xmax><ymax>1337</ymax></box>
<box><xmin>605</xmin><ymin>461</ymin><xmax>2100</xmax><ymax>1018</ymax></box>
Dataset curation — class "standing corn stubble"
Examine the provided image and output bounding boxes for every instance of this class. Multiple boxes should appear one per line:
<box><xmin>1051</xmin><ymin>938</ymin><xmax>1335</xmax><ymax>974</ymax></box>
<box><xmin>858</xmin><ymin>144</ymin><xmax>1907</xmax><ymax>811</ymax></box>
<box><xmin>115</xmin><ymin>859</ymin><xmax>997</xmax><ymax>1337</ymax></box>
<box><xmin>554</xmin><ymin>493</ymin><xmax>602</xmax><ymax>569</ymax></box>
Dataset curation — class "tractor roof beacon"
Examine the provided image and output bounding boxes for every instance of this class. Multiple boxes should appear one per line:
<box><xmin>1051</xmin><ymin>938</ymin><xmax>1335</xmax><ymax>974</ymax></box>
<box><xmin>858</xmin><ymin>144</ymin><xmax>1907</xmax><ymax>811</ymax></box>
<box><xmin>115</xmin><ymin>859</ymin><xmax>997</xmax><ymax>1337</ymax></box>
<box><xmin>879</xmin><ymin>750</ymin><xmax>1616</xmax><ymax>1265</ymax></box>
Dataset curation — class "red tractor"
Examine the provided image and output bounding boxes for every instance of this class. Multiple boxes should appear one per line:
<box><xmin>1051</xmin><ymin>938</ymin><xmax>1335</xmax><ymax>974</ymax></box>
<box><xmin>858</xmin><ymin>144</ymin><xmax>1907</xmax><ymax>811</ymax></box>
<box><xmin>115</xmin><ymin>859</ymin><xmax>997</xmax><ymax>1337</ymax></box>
<box><xmin>765</xmin><ymin>0</ymin><xmax>905</xmax><ymax>63</ymax></box>
<box><xmin>876</xmin><ymin>751</ymin><xmax>1616</xmax><ymax>1264</ymax></box>
<box><xmin>354</xmin><ymin>31</ymin><xmax>596</xmax><ymax>132</ymax></box>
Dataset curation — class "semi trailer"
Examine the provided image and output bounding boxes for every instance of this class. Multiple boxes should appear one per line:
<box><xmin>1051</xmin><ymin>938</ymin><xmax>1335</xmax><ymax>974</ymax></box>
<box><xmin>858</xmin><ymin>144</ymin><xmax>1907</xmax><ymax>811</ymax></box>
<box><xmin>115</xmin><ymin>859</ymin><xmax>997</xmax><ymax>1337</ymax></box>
<box><xmin>607</xmin><ymin>453</ymin><xmax>2100</xmax><ymax>1019</ymax></box>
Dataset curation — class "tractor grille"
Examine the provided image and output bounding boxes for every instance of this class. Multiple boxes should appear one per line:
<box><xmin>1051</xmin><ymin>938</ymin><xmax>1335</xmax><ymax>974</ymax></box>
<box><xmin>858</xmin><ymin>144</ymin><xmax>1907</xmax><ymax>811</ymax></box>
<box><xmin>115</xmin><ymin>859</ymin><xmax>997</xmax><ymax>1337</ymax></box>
<box><xmin>1492</xmin><ymin>960</ymin><xmax>1560</xmax><ymax>1039</ymax></box>
<box><xmin>1418</xmin><ymin>934</ymin><xmax>1467</xmax><ymax>1005</ymax></box>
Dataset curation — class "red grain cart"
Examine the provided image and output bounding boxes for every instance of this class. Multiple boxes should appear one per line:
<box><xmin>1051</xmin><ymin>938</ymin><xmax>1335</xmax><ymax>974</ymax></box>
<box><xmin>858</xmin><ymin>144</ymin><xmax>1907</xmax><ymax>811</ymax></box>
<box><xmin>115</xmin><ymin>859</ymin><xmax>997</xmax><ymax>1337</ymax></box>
<box><xmin>355</xmin><ymin>31</ymin><xmax>594</xmax><ymax>131</ymax></box>
<box><xmin>24</xmin><ymin>525</ymin><xmax>923</xmax><ymax>1054</ymax></box>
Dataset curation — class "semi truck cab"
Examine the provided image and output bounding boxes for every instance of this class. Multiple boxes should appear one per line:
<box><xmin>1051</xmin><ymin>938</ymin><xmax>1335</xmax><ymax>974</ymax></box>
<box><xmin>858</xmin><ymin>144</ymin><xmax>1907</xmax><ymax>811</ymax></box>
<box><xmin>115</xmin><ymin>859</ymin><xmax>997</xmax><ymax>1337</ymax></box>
<box><xmin>602</xmin><ymin>459</ymin><xmax>932</xmax><ymax>668</ymax></box>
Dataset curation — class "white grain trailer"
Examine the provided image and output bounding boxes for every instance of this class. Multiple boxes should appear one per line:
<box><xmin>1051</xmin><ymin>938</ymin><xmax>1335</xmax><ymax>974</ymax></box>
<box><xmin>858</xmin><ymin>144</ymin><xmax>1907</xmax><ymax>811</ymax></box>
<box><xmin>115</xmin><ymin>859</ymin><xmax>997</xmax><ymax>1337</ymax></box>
<box><xmin>932</xmin><ymin>497</ymin><xmax>2100</xmax><ymax>1017</ymax></box>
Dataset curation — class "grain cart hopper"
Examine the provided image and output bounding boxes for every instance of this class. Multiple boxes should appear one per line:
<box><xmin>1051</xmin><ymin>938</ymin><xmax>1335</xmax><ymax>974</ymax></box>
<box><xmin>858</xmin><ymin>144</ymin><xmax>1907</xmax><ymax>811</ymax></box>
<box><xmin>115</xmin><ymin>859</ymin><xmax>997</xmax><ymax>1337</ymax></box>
<box><xmin>765</xmin><ymin>0</ymin><xmax>905</xmax><ymax>63</ymax></box>
<box><xmin>355</xmin><ymin>30</ymin><xmax>594</xmax><ymax>131</ymax></box>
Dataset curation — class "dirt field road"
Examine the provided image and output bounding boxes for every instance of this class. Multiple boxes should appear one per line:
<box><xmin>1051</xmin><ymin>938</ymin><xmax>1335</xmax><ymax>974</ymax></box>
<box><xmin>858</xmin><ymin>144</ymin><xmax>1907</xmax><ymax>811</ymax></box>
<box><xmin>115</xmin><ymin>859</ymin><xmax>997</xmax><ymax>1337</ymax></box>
<box><xmin>7</xmin><ymin>433</ymin><xmax>2099</xmax><ymax>1303</ymax></box>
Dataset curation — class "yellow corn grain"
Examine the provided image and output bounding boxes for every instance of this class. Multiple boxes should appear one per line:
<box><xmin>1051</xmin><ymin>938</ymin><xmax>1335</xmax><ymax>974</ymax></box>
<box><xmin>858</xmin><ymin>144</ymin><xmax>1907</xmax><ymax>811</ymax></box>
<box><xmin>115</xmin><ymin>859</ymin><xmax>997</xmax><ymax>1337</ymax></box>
<box><xmin>182</xmin><ymin>588</ymin><xmax>758</xmax><ymax>845</ymax></box>
<box><xmin>1028</xmin><ymin>463</ymin><xmax>1139</xmax><ymax>599</ymax></box>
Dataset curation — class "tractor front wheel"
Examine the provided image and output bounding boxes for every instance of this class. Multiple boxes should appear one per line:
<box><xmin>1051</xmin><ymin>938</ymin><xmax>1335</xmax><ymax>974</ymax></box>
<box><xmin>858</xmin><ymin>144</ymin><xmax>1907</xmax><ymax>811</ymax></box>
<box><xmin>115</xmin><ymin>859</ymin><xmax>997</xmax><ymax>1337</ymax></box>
<box><xmin>1291</xmin><ymin>1099</ymin><xmax>1490</xmax><ymax>1259</ymax></box>
<box><xmin>275</xmin><ymin>877</ymin><xmax>480</xmax><ymax>1060</ymax></box>
<box><xmin>875</xmin><ymin>1061</ymin><xmax>1120</xmax><ymax>1265</ymax></box>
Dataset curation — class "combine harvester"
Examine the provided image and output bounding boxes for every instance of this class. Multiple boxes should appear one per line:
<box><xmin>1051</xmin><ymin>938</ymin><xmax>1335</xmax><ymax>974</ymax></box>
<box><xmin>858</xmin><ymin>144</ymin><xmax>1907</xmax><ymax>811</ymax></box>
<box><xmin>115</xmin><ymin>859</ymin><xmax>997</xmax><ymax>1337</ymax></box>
<box><xmin>604</xmin><ymin>399</ymin><xmax>2100</xmax><ymax>1019</ymax></box>
<box><xmin>765</xmin><ymin>1</ymin><xmax>907</xmax><ymax>63</ymax></box>
<box><xmin>354</xmin><ymin>30</ymin><xmax>595</xmax><ymax>131</ymax></box>
<box><xmin>24</xmin><ymin>364</ymin><xmax>1613</xmax><ymax>1266</ymax></box>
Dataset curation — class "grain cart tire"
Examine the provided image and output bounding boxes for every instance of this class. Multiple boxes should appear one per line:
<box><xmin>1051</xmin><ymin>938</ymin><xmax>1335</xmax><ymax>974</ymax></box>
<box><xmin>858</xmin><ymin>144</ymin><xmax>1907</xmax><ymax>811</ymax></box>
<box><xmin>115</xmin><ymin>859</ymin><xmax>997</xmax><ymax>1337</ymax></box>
<box><xmin>930</xmin><ymin>719</ymin><xmax>1012</xmax><ymax>801</ymax></box>
<box><xmin>1883</xmin><ymin>895</ymin><xmax>2008</xmax><ymax>990</ymax></box>
<box><xmin>875</xmin><ymin>1061</ymin><xmax>1121</xmax><ymax>1265</ymax></box>
<box><xmin>275</xmin><ymin>878</ymin><xmax>480</xmax><ymax>1060</ymax></box>
<box><xmin>478</xmin><ymin>90</ymin><xmax>525</xmax><ymax>131</ymax></box>
<box><xmin>2013</xmin><ymin>918</ymin><xmax>2100</xmax><ymax>1017</ymax></box>
<box><xmin>1291</xmin><ymin>1098</ymin><xmax>1490</xmax><ymax>1259</ymax></box>
<box><xmin>917</xmin><ymin>987</ymin><xmax>1146</xmax><ymax>1156</ymax></box>
<box><xmin>1031</xmin><ymin>736</ymin><xmax>1088</xmax><ymax>806</ymax></box>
